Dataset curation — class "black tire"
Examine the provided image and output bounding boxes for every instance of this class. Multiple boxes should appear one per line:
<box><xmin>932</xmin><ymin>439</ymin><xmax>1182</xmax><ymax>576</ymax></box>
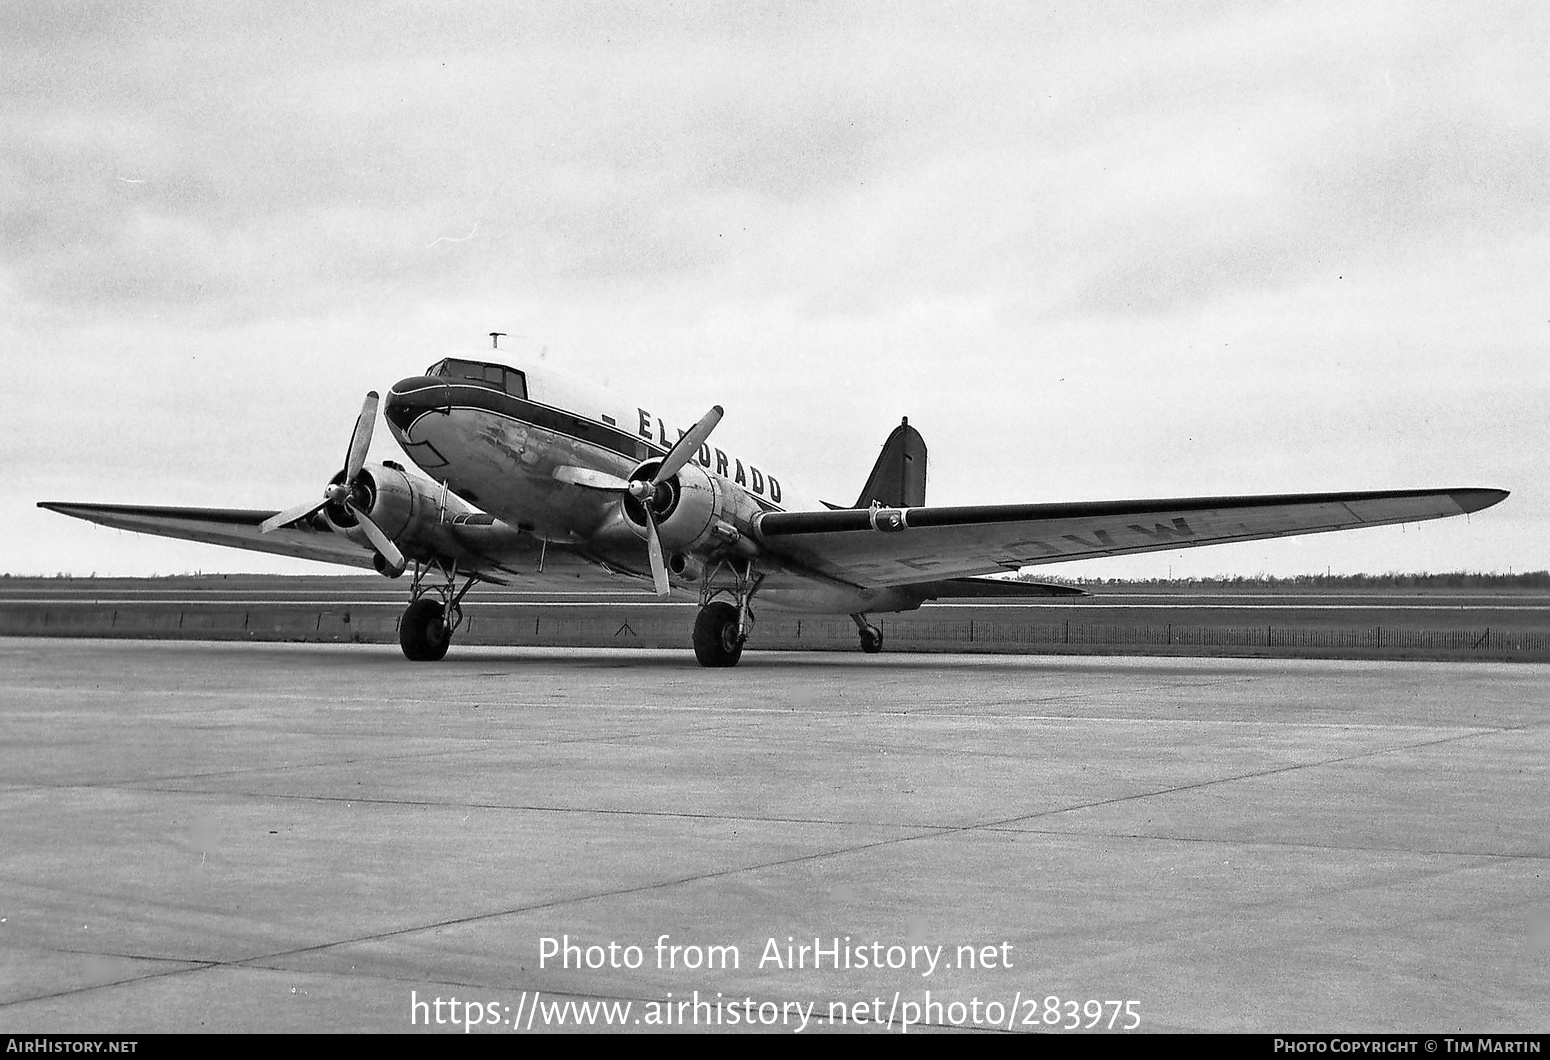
<box><xmin>859</xmin><ymin>624</ymin><xmax>883</xmax><ymax>654</ymax></box>
<box><xmin>400</xmin><ymin>598</ymin><xmax>451</xmax><ymax>662</ymax></box>
<box><xmin>693</xmin><ymin>601</ymin><xmax>744</xmax><ymax>667</ymax></box>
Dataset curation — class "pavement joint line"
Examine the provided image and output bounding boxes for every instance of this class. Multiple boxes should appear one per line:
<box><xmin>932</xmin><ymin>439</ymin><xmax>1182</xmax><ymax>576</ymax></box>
<box><xmin>5</xmin><ymin>718</ymin><xmax>1529</xmax><ymax>835</ymax></box>
<box><xmin>10</xmin><ymin>946</ymin><xmax>213</xmax><ymax>968</ymax></box>
<box><xmin>957</xmin><ymin>724</ymin><xmax>1533</xmax><ymax>836</ymax></box>
<box><xmin>0</xmin><ymin>966</ymin><xmax>223</xmax><ymax>1012</ymax></box>
<box><xmin>975</xmin><ymin>825</ymin><xmax>1550</xmax><ymax>861</ymax></box>
<box><xmin>0</xmin><ymin>874</ymin><xmax>348</xmax><ymax>935</ymax></box>
<box><xmin>0</xmin><ymin>721</ymin><xmax>767</xmax><ymax>791</ymax></box>
<box><xmin>3</xmin><ymin>700</ymin><xmax>1512</xmax><ymax>731</ymax></box>
<box><xmin>0</xmin><ymin>783</ymin><xmax>968</xmax><ymax>831</ymax></box>
<box><xmin>2</xmin><ymin>692</ymin><xmax>1511</xmax><ymax>731</ymax></box>
<box><xmin>5</xmin><ymin>716</ymin><xmax>1534</xmax><ymax>842</ymax></box>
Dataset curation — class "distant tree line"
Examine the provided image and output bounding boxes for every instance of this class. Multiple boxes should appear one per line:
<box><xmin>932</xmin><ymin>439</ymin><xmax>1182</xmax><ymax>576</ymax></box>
<box><xmin>1018</xmin><ymin>571</ymin><xmax>1550</xmax><ymax>589</ymax></box>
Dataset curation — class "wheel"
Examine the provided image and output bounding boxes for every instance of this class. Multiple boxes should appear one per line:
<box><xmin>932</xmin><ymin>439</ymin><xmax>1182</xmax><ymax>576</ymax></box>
<box><xmin>400</xmin><ymin>598</ymin><xmax>451</xmax><ymax>661</ymax></box>
<box><xmin>693</xmin><ymin>601</ymin><xmax>744</xmax><ymax>667</ymax></box>
<box><xmin>859</xmin><ymin>624</ymin><xmax>883</xmax><ymax>654</ymax></box>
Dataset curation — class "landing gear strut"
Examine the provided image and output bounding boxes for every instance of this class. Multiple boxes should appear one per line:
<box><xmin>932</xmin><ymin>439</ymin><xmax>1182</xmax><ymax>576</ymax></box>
<box><xmin>852</xmin><ymin>613</ymin><xmax>884</xmax><ymax>654</ymax></box>
<box><xmin>399</xmin><ymin>560</ymin><xmax>477</xmax><ymax>662</ymax></box>
<box><xmin>693</xmin><ymin>558</ymin><xmax>762</xmax><ymax>668</ymax></box>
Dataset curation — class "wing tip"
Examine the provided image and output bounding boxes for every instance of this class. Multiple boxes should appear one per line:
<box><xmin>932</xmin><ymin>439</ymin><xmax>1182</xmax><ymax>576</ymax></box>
<box><xmin>1451</xmin><ymin>488</ymin><xmax>1510</xmax><ymax>514</ymax></box>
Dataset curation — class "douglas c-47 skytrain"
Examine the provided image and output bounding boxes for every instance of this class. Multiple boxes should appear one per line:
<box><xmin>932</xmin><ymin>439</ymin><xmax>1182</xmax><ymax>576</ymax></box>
<box><xmin>41</xmin><ymin>346</ymin><xmax>1508</xmax><ymax>666</ymax></box>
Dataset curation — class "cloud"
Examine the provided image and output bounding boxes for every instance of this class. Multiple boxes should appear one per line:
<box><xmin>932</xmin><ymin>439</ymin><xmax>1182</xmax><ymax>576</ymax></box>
<box><xmin>10</xmin><ymin>1</ymin><xmax>1540</xmax><ymax>325</ymax></box>
<box><xmin>2</xmin><ymin>1</ymin><xmax>1542</xmax><ymax>574</ymax></box>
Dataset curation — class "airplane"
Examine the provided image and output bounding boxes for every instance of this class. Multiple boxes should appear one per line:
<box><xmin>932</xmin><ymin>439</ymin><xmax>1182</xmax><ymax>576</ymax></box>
<box><xmin>40</xmin><ymin>344</ymin><xmax>1508</xmax><ymax>666</ymax></box>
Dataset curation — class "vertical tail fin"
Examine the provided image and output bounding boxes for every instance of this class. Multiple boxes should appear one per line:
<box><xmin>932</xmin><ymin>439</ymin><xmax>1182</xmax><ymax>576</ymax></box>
<box><xmin>853</xmin><ymin>418</ymin><xmax>927</xmax><ymax>508</ymax></box>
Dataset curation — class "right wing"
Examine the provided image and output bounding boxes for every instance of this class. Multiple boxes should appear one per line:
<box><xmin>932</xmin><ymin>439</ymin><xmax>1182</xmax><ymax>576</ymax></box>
<box><xmin>753</xmin><ymin>488</ymin><xmax>1509</xmax><ymax>589</ymax></box>
<box><xmin>36</xmin><ymin>500</ymin><xmax>617</xmax><ymax>586</ymax></box>
<box><xmin>39</xmin><ymin>502</ymin><xmax>378</xmax><ymax>569</ymax></box>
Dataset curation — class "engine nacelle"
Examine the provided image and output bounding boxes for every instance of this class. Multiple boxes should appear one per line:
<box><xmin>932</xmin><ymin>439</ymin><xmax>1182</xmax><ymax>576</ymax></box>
<box><xmin>321</xmin><ymin>462</ymin><xmax>496</xmax><ymax>574</ymax></box>
<box><xmin>620</xmin><ymin>461</ymin><xmax>765</xmax><ymax>559</ymax></box>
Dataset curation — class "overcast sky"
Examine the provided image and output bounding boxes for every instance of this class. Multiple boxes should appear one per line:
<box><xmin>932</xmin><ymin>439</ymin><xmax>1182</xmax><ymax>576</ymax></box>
<box><xmin>3</xmin><ymin>1</ymin><xmax>1544</xmax><ymax>578</ymax></box>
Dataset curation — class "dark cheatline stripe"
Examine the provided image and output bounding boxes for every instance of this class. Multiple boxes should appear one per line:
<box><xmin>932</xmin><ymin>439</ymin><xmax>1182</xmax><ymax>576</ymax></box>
<box><xmin>389</xmin><ymin>379</ymin><xmax>666</xmax><ymax>463</ymax></box>
<box><xmin>754</xmin><ymin>488</ymin><xmax>1509</xmax><ymax>537</ymax></box>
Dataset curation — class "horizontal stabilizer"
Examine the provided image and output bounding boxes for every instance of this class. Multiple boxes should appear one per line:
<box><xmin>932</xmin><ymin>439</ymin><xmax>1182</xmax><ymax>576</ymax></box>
<box><xmin>913</xmin><ymin>577</ymin><xmax>1087</xmax><ymax>600</ymax></box>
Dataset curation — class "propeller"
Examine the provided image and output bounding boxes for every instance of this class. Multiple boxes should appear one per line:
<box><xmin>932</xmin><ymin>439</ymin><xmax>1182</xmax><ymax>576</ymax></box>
<box><xmin>259</xmin><ymin>392</ymin><xmax>406</xmax><ymax>573</ymax></box>
<box><xmin>554</xmin><ymin>404</ymin><xmax>723</xmax><ymax>597</ymax></box>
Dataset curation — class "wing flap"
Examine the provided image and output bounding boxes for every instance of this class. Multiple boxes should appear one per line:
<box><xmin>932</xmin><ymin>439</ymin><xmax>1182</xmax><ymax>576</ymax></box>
<box><xmin>754</xmin><ymin>488</ymin><xmax>1508</xmax><ymax>588</ymax></box>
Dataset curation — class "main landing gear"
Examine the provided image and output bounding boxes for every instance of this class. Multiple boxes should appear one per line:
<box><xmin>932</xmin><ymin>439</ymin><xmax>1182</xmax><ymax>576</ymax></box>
<box><xmin>693</xmin><ymin>601</ymin><xmax>743</xmax><ymax>667</ymax></box>
<box><xmin>399</xmin><ymin>560</ymin><xmax>478</xmax><ymax>662</ymax></box>
<box><xmin>693</xmin><ymin>559</ymin><xmax>763</xmax><ymax>668</ymax></box>
<box><xmin>852</xmin><ymin>613</ymin><xmax>884</xmax><ymax>654</ymax></box>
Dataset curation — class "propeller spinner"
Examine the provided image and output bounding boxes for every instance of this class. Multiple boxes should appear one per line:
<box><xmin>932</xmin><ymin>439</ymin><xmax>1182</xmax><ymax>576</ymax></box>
<box><xmin>259</xmin><ymin>392</ymin><xmax>407</xmax><ymax>574</ymax></box>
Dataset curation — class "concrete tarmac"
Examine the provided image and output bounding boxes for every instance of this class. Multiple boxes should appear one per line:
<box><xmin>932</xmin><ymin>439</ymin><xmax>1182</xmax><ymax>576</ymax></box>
<box><xmin>0</xmin><ymin>638</ymin><xmax>1544</xmax><ymax>1034</ymax></box>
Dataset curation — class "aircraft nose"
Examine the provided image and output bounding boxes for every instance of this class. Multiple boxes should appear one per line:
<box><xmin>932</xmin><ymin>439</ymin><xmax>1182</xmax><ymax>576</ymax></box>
<box><xmin>384</xmin><ymin>376</ymin><xmax>451</xmax><ymax>432</ymax></box>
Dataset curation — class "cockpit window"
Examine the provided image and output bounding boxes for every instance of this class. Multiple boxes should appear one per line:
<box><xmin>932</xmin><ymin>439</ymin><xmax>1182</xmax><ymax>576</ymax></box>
<box><xmin>426</xmin><ymin>358</ymin><xmax>526</xmax><ymax>399</ymax></box>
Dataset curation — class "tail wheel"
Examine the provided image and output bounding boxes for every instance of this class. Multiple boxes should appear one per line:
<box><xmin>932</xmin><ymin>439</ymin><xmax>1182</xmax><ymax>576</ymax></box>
<box><xmin>400</xmin><ymin>598</ymin><xmax>452</xmax><ymax>662</ymax></box>
<box><xmin>693</xmin><ymin>601</ymin><xmax>744</xmax><ymax>667</ymax></box>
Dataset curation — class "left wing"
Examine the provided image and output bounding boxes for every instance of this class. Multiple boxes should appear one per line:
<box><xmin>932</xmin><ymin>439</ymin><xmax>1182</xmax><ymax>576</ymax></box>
<box><xmin>753</xmin><ymin>488</ymin><xmax>1508</xmax><ymax>589</ymax></box>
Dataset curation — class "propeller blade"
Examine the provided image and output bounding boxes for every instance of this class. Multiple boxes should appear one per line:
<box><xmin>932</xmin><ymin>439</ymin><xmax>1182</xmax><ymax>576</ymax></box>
<box><xmin>653</xmin><ymin>405</ymin><xmax>723</xmax><ymax>485</ymax></box>
<box><xmin>344</xmin><ymin>392</ymin><xmax>380</xmax><ymax>483</ymax></box>
<box><xmin>644</xmin><ymin>512</ymin><xmax>670</xmax><ymax>598</ymax></box>
<box><xmin>553</xmin><ymin>465</ymin><xmax>631</xmax><ymax>491</ymax></box>
<box><xmin>260</xmin><ymin>498</ymin><xmax>328</xmax><ymax>534</ymax></box>
<box><xmin>351</xmin><ymin>505</ymin><xmax>406</xmax><ymax>573</ymax></box>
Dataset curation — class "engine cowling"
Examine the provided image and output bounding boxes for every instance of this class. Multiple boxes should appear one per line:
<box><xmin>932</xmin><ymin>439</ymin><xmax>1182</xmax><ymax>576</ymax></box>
<box><xmin>320</xmin><ymin>462</ymin><xmax>490</xmax><ymax>575</ymax></box>
<box><xmin>321</xmin><ymin>464</ymin><xmax>413</xmax><ymax>542</ymax></box>
<box><xmin>619</xmin><ymin>459</ymin><xmax>765</xmax><ymax>564</ymax></box>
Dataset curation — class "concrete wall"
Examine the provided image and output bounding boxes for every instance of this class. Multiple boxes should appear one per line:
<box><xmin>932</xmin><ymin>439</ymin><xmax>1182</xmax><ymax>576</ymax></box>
<box><xmin>2</xmin><ymin>602</ymin><xmax>1545</xmax><ymax>661</ymax></box>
